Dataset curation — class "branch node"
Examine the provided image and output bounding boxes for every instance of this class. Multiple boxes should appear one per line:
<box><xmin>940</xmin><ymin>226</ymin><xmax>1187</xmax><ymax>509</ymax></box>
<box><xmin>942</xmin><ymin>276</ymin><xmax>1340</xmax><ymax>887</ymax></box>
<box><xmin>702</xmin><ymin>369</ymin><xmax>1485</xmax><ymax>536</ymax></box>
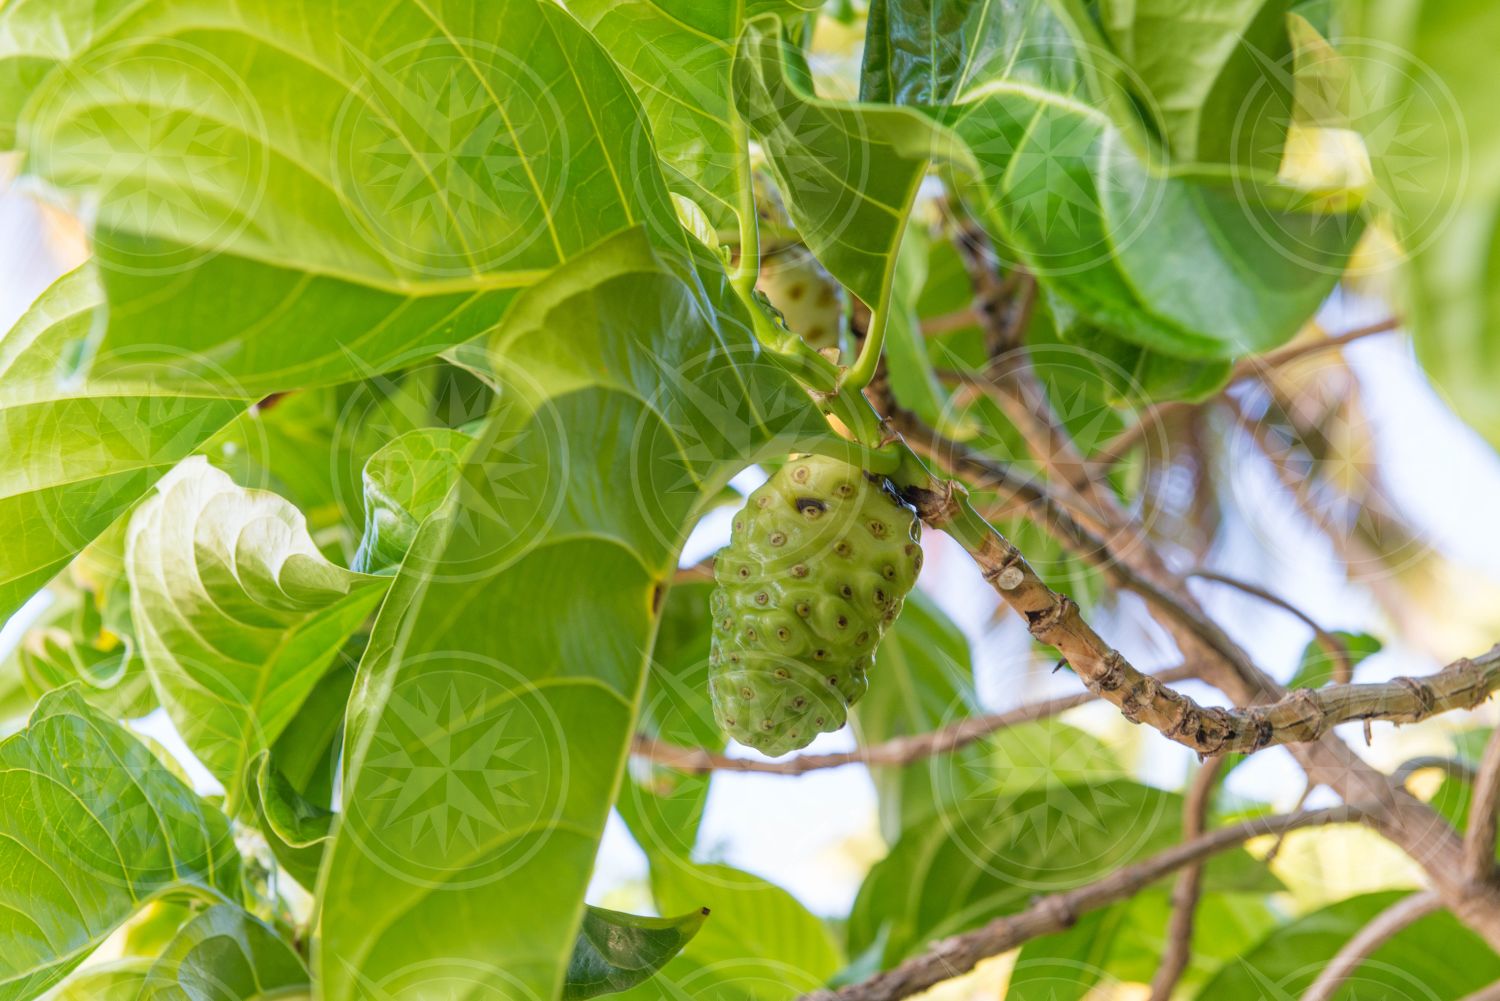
<box><xmin>1094</xmin><ymin>648</ymin><xmax>1127</xmax><ymax>693</ymax></box>
<box><xmin>1024</xmin><ymin>595</ymin><xmax>1075</xmax><ymax>641</ymax></box>
<box><xmin>1395</xmin><ymin>676</ymin><xmax>1437</xmax><ymax>718</ymax></box>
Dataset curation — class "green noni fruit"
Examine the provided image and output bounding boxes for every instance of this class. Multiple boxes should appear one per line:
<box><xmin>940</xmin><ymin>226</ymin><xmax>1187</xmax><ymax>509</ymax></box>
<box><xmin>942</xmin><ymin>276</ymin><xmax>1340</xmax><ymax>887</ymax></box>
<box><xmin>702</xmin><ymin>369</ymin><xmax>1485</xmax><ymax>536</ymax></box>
<box><xmin>756</xmin><ymin>246</ymin><xmax>847</xmax><ymax>353</ymax></box>
<box><xmin>709</xmin><ymin>455</ymin><xmax>923</xmax><ymax>755</ymax></box>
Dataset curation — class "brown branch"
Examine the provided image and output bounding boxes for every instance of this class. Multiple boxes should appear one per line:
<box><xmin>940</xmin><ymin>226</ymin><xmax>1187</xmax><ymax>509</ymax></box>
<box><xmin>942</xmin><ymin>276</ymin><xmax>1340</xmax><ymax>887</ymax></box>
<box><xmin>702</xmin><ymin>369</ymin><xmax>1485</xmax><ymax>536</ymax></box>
<box><xmin>1187</xmin><ymin>570</ymin><xmax>1354</xmax><ymax>683</ymax></box>
<box><xmin>1149</xmin><ymin>758</ymin><xmax>1224</xmax><ymax>1001</ymax></box>
<box><xmin>1233</xmin><ymin>316</ymin><xmax>1401</xmax><ymax>380</ymax></box>
<box><xmin>902</xmin><ymin>478</ymin><xmax>1500</xmax><ymax>756</ymax></box>
<box><xmin>1466</xmin><ymin>727</ymin><xmax>1500</xmax><ymax>881</ymax></box>
<box><xmin>632</xmin><ymin>665</ymin><xmax>1198</xmax><ymax>774</ymax></box>
<box><xmin>919</xmin><ymin>307</ymin><xmax>980</xmax><ymax>337</ymax></box>
<box><xmin>800</xmin><ymin>805</ymin><xmax>1365</xmax><ymax>1001</ymax></box>
<box><xmin>1299</xmin><ymin>890</ymin><xmax>1442</xmax><ymax>1001</ymax></box>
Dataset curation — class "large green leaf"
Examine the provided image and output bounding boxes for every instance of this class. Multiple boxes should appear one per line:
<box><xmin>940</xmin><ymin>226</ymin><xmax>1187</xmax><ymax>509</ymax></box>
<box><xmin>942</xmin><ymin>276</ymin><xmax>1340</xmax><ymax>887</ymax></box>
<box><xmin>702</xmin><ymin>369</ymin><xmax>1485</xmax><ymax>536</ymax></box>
<box><xmin>0</xmin><ymin>687</ymin><xmax>241</xmax><ymax>1000</ymax></box>
<box><xmin>565</xmin><ymin>905</ymin><xmax>709</xmax><ymax>1001</ymax></box>
<box><xmin>611</xmin><ymin>862</ymin><xmax>841</xmax><ymax>1001</ymax></box>
<box><xmin>847</xmin><ymin>778</ymin><xmax>1283</xmax><ymax>965</ymax></box>
<box><xmin>1098</xmin><ymin>0</ymin><xmax>1293</xmax><ymax>167</ymax></box>
<box><xmin>1197</xmin><ymin>890</ymin><xmax>1500</xmax><ymax>999</ymax></box>
<box><xmin>351</xmin><ymin>427</ymin><xmax>476</xmax><ymax>574</ymax></box>
<box><xmin>1344</xmin><ymin>0</ymin><xmax>1500</xmax><ymax>451</ymax></box>
<box><xmin>0</xmin><ymin>266</ymin><xmax>242</xmax><ymax>622</ymax></box>
<box><xmin>0</xmin><ymin>0</ymin><xmax>682</xmax><ymax>395</ymax></box>
<box><xmin>855</xmin><ymin>588</ymin><xmax>984</xmax><ymax>841</ymax></box>
<box><xmin>56</xmin><ymin>904</ymin><xmax>309</xmax><ymax>1001</ymax></box>
<box><xmin>317</xmin><ymin>228</ymin><xmax>829</xmax><ymax>1001</ymax></box>
<box><xmin>744</xmin><ymin>7</ymin><xmax>1361</xmax><ymax>360</ymax></box>
<box><xmin>126</xmin><ymin>458</ymin><xmax>387</xmax><ymax>806</ymax></box>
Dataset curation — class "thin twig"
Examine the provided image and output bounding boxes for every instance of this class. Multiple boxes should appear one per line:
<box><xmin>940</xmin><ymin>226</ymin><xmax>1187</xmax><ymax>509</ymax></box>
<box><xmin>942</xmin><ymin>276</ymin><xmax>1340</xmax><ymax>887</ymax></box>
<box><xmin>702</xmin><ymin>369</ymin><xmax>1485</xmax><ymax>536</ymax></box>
<box><xmin>1299</xmin><ymin>890</ymin><xmax>1442</xmax><ymax>1001</ymax></box>
<box><xmin>800</xmin><ymin>805</ymin><xmax>1366</xmax><ymax>1001</ymax></box>
<box><xmin>1466</xmin><ymin>727</ymin><xmax>1500</xmax><ymax>881</ymax></box>
<box><xmin>1233</xmin><ymin>317</ymin><xmax>1401</xmax><ymax>380</ymax></box>
<box><xmin>1187</xmin><ymin>570</ymin><xmax>1354</xmax><ymax>683</ymax></box>
<box><xmin>919</xmin><ymin>307</ymin><xmax>980</xmax><ymax>337</ymax></box>
<box><xmin>633</xmin><ymin>666</ymin><xmax>1198</xmax><ymax>774</ymax></box>
<box><xmin>1149</xmin><ymin>758</ymin><xmax>1224</xmax><ymax>1001</ymax></box>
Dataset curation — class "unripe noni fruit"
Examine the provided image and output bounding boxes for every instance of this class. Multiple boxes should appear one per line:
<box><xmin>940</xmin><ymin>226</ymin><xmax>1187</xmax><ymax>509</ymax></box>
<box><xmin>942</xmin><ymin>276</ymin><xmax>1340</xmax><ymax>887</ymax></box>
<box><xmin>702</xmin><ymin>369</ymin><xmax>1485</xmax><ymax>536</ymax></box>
<box><xmin>756</xmin><ymin>246</ymin><xmax>847</xmax><ymax>353</ymax></box>
<box><xmin>709</xmin><ymin>455</ymin><xmax>923</xmax><ymax>755</ymax></box>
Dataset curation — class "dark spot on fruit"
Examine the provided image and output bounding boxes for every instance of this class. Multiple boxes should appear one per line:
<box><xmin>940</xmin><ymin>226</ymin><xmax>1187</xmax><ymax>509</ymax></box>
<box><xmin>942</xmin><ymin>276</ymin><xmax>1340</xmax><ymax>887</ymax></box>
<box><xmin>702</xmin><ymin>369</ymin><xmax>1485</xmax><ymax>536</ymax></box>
<box><xmin>651</xmin><ymin>583</ymin><xmax>665</xmax><ymax>614</ymax></box>
<box><xmin>776</xmin><ymin>627</ymin><xmax>790</xmax><ymax>641</ymax></box>
<box><xmin>882</xmin><ymin>564</ymin><xmax>896</xmax><ymax>579</ymax></box>
<box><xmin>795</xmin><ymin>602</ymin><xmax>811</xmax><ymax>617</ymax></box>
<box><xmin>791</xmin><ymin>465</ymin><xmax>810</xmax><ymax>483</ymax></box>
<box><xmin>797</xmin><ymin>497</ymin><xmax>826</xmax><ymax>518</ymax></box>
<box><xmin>754</xmin><ymin>591</ymin><xmax>769</xmax><ymax>605</ymax></box>
<box><xmin>791</xmin><ymin>696</ymin><xmax>807</xmax><ymax>709</ymax></box>
<box><xmin>835</xmin><ymin>482</ymin><xmax>854</xmax><ymax>497</ymax></box>
<box><xmin>835</xmin><ymin>615</ymin><xmax>847</xmax><ymax>629</ymax></box>
<box><xmin>855</xmin><ymin>631</ymin><xmax>870</xmax><ymax>645</ymax></box>
<box><xmin>729</xmin><ymin>653</ymin><xmax>741</xmax><ymax>663</ymax></box>
<box><xmin>874</xmin><ymin>588</ymin><xmax>887</xmax><ymax>605</ymax></box>
<box><xmin>868</xmin><ymin>520</ymin><xmax>887</xmax><ymax>537</ymax></box>
<box><xmin>813</xmin><ymin>649</ymin><xmax>828</xmax><ymax>660</ymax></box>
<box><xmin>774</xmin><ymin>667</ymin><xmax>791</xmax><ymax>679</ymax></box>
<box><xmin>840</xmin><ymin>584</ymin><xmax>853</xmax><ymax>598</ymax></box>
<box><xmin>734</xmin><ymin>519</ymin><xmax>744</xmax><ymax>532</ymax></box>
<box><xmin>737</xmin><ymin>566</ymin><xmax>751</xmax><ymax>579</ymax></box>
<box><xmin>792</xmin><ymin>564</ymin><xmax>809</xmax><ymax>578</ymax></box>
<box><xmin>814</xmin><ymin>716</ymin><xmax>826</xmax><ymax>726</ymax></box>
<box><xmin>787</xmin><ymin>282</ymin><xmax>806</xmax><ymax>301</ymax></box>
<box><xmin>756</xmin><ymin>495</ymin><xmax>770</xmax><ymax>508</ymax></box>
<box><xmin>826</xmin><ymin>675</ymin><xmax>838</xmax><ymax>685</ymax></box>
<box><xmin>724</xmin><ymin>716</ymin><xmax>736</xmax><ymax>726</ymax></box>
<box><xmin>761</xmin><ymin>718</ymin><xmax>774</xmax><ymax>731</ymax></box>
<box><xmin>835</xmin><ymin>541</ymin><xmax>853</xmax><ymax>557</ymax></box>
<box><xmin>769</xmin><ymin>531</ymin><xmax>786</xmax><ymax>546</ymax></box>
<box><xmin>720</xmin><ymin>616</ymin><xmax>733</xmax><ymax>630</ymax></box>
<box><xmin>744</xmin><ymin>628</ymin><xmax>757</xmax><ymax>642</ymax></box>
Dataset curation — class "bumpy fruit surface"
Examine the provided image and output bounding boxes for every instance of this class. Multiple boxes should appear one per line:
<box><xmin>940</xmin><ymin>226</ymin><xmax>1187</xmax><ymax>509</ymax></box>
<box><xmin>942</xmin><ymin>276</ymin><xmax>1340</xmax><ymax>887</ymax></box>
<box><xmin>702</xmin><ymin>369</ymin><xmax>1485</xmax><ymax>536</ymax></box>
<box><xmin>756</xmin><ymin>246</ymin><xmax>847</xmax><ymax>352</ymax></box>
<box><xmin>709</xmin><ymin>456</ymin><xmax>923</xmax><ymax>755</ymax></box>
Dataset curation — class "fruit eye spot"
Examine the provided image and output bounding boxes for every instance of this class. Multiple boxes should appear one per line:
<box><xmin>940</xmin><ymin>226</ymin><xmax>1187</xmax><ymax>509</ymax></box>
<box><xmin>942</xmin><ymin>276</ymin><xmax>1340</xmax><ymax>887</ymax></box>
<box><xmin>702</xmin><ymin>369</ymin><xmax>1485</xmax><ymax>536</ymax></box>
<box><xmin>720</xmin><ymin>617</ymin><xmax>733</xmax><ymax>629</ymax></box>
<box><xmin>797</xmin><ymin>497</ymin><xmax>826</xmax><ymax>518</ymax></box>
<box><xmin>740</xmin><ymin>686</ymin><xmax>755</xmax><ymax>699</ymax></box>
<box><xmin>867</xmin><ymin>520</ymin><xmax>887</xmax><ymax>537</ymax></box>
<box><xmin>855</xmin><ymin>631</ymin><xmax>870</xmax><ymax>645</ymax></box>
<box><xmin>791</xmin><ymin>564</ymin><xmax>809</xmax><ymax>578</ymax></box>
<box><xmin>756</xmin><ymin>495</ymin><xmax>771</xmax><ymax>508</ymax></box>
<box><xmin>791</xmin><ymin>696</ymin><xmax>807</xmax><ymax>709</ymax></box>
<box><xmin>729</xmin><ymin>653</ymin><xmax>741</xmax><ymax>663</ymax></box>
<box><xmin>737</xmin><ymin>567</ymin><xmax>751</xmax><ymax>579</ymax></box>
<box><xmin>835</xmin><ymin>541</ymin><xmax>852</xmax><ymax>557</ymax></box>
<box><xmin>813</xmin><ymin>649</ymin><xmax>828</xmax><ymax>660</ymax></box>
<box><xmin>760</xmin><ymin>718</ymin><xmax>775</xmax><ymax>731</ymax></box>
<box><xmin>835</xmin><ymin>616</ymin><xmax>848</xmax><ymax>629</ymax></box>
<box><xmin>839</xmin><ymin>584</ymin><xmax>853</xmax><ymax>598</ymax></box>
<box><xmin>774</xmin><ymin>668</ymin><xmax>791</xmax><ymax>679</ymax></box>
<box><xmin>744</xmin><ymin>629</ymin><xmax>757</xmax><ymax>641</ymax></box>
<box><xmin>754</xmin><ymin>591</ymin><xmax>769</xmax><ymax>605</ymax></box>
<box><xmin>835</xmin><ymin>483</ymin><xmax>854</xmax><ymax>497</ymax></box>
<box><xmin>724</xmin><ymin>716</ymin><xmax>736</xmax><ymax>726</ymax></box>
<box><xmin>814</xmin><ymin>716</ymin><xmax>826</xmax><ymax>726</ymax></box>
<box><xmin>882</xmin><ymin>564</ymin><xmax>896</xmax><ymax>579</ymax></box>
<box><xmin>776</xmin><ymin>627</ymin><xmax>791</xmax><ymax>641</ymax></box>
<box><xmin>769</xmin><ymin>532</ymin><xmax>786</xmax><ymax>546</ymax></box>
<box><xmin>791</xmin><ymin>465</ymin><xmax>810</xmax><ymax>483</ymax></box>
<box><xmin>734</xmin><ymin>520</ymin><xmax>744</xmax><ymax>533</ymax></box>
<box><xmin>795</xmin><ymin>602</ymin><xmax>811</xmax><ymax>617</ymax></box>
<box><xmin>874</xmin><ymin>589</ymin><xmax>888</xmax><ymax>604</ymax></box>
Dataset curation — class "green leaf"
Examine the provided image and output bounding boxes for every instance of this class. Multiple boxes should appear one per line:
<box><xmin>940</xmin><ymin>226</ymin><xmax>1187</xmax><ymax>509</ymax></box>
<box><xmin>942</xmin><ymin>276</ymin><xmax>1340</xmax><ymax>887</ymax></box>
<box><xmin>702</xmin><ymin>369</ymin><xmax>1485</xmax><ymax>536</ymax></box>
<box><xmin>317</xmin><ymin>228</ymin><xmax>828</xmax><ymax>1001</ymax></box>
<box><xmin>248</xmin><ymin>751</ymin><xmax>335</xmax><ymax>891</ymax></box>
<box><xmin>848</xmin><ymin>778</ymin><xmax>1281</xmax><ymax>965</ymax></box>
<box><xmin>622</xmin><ymin>861</ymin><xmax>842</xmax><ymax>1001</ymax></box>
<box><xmin>1098</xmin><ymin>0</ymin><xmax>1293</xmax><ymax>168</ymax></box>
<box><xmin>1343</xmin><ymin>0</ymin><xmax>1500</xmax><ymax>451</ymax></box>
<box><xmin>126</xmin><ymin>458</ymin><xmax>387</xmax><ymax>806</ymax></box>
<box><xmin>856</xmin><ymin>589</ymin><xmax>983</xmax><ymax>840</ymax></box>
<box><xmin>572</xmin><ymin>2</ymin><xmax>742</xmax><ymax>232</ymax></box>
<box><xmin>55</xmin><ymin>904</ymin><xmax>308</xmax><ymax>1001</ymax></box>
<box><xmin>565</xmin><ymin>905</ymin><xmax>709</xmax><ymax>1001</ymax></box>
<box><xmin>1288</xmin><ymin>631</ymin><xmax>1382</xmax><ymax>689</ymax></box>
<box><xmin>860</xmin><ymin>0</ymin><xmax>1087</xmax><ymax>106</ymax></box>
<box><xmin>0</xmin><ymin>266</ymin><xmax>242</xmax><ymax>622</ymax></box>
<box><xmin>1196</xmin><ymin>890</ymin><xmax>1500</xmax><ymax>999</ymax></box>
<box><xmin>0</xmin><ymin>687</ymin><xmax>241</xmax><ymax>1000</ymax></box>
<box><xmin>352</xmin><ymin>427</ymin><xmax>475</xmax><ymax>574</ymax></box>
<box><xmin>734</xmin><ymin>19</ymin><xmax>968</xmax><ymax>308</ymax></box>
<box><xmin>0</xmin><ymin>0</ymin><xmax>682</xmax><ymax>395</ymax></box>
<box><xmin>616</xmin><ymin>580</ymin><xmax>719</xmax><ymax>860</ymax></box>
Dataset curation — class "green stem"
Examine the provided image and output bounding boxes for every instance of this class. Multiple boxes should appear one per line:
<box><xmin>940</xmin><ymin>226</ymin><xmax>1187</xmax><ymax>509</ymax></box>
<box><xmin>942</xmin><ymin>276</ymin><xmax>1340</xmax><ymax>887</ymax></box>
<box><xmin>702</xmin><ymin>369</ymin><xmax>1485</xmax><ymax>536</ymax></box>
<box><xmin>731</xmin><ymin>118</ymin><xmax>760</xmax><ymax>298</ymax></box>
<box><xmin>842</xmin><ymin>304</ymin><xmax>888</xmax><ymax>393</ymax></box>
